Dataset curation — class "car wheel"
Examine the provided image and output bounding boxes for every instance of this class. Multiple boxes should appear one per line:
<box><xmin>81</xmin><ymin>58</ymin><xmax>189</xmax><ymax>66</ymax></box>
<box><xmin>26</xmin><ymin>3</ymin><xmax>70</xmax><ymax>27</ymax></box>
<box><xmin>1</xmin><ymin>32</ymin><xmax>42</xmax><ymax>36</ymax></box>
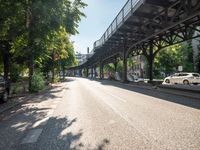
<box><xmin>183</xmin><ymin>80</ymin><xmax>189</xmax><ymax>85</ymax></box>
<box><xmin>2</xmin><ymin>91</ymin><xmax>8</xmax><ymax>102</ymax></box>
<box><xmin>165</xmin><ymin>79</ymin><xmax>170</xmax><ymax>84</ymax></box>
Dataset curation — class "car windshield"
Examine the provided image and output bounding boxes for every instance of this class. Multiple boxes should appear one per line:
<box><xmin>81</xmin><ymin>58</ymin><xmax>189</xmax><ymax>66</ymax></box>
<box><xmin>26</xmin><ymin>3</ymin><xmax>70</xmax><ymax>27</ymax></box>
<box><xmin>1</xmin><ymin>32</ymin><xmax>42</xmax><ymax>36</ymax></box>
<box><xmin>192</xmin><ymin>73</ymin><xmax>200</xmax><ymax>77</ymax></box>
<box><xmin>173</xmin><ymin>73</ymin><xmax>179</xmax><ymax>76</ymax></box>
<box><xmin>180</xmin><ymin>73</ymin><xmax>189</xmax><ymax>76</ymax></box>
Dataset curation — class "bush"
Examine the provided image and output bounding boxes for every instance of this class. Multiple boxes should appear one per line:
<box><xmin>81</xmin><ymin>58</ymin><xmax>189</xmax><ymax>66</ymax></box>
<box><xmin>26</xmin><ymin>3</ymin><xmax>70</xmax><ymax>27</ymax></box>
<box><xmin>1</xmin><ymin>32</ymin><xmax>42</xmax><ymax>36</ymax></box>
<box><xmin>30</xmin><ymin>71</ymin><xmax>45</xmax><ymax>92</ymax></box>
<box><xmin>52</xmin><ymin>76</ymin><xmax>60</xmax><ymax>83</ymax></box>
<box><xmin>12</xmin><ymin>82</ymin><xmax>23</xmax><ymax>94</ymax></box>
<box><xmin>10</xmin><ymin>65</ymin><xmax>21</xmax><ymax>82</ymax></box>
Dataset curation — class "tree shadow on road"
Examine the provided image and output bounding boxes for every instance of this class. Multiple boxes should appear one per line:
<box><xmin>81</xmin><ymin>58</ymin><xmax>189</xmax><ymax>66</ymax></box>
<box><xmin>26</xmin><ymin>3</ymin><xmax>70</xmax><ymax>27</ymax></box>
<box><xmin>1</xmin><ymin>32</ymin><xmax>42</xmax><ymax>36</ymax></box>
<box><xmin>94</xmin><ymin>79</ymin><xmax>200</xmax><ymax>110</ymax></box>
<box><xmin>32</xmin><ymin>116</ymin><xmax>110</xmax><ymax>150</ymax></box>
<box><xmin>0</xmin><ymin>81</ymin><xmax>110</xmax><ymax>150</ymax></box>
<box><xmin>11</xmin><ymin>115</ymin><xmax>110</xmax><ymax>150</ymax></box>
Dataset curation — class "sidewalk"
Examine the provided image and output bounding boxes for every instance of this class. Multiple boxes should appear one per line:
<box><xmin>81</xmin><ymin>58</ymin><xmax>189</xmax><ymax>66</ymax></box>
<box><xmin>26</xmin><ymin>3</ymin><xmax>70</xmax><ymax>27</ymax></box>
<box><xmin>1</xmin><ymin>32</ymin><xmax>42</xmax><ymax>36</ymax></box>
<box><xmin>0</xmin><ymin>96</ymin><xmax>27</xmax><ymax>114</ymax></box>
<box><xmin>0</xmin><ymin>82</ymin><xmax>66</xmax><ymax>114</ymax></box>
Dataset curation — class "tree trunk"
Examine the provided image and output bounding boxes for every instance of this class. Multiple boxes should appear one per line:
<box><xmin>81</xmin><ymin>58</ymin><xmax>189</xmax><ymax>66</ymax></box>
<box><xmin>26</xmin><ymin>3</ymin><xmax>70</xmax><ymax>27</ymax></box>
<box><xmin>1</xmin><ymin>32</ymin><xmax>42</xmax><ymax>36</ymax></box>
<box><xmin>1</xmin><ymin>41</ymin><xmax>10</xmax><ymax>81</ymax></box>
<box><xmin>147</xmin><ymin>43</ymin><xmax>154</xmax><ymax>81</ymax></box>
<box><xmin>86</xmin><ymin>67</ymin><xmax>89</xmax><ymax>77</ymax></box>
<box><xmin>28</xmin><ymin>56</ymin><xmax>34</xmax><ymax>90</ymax></box>
<box><xmin>62</xmin><ymin>67</ymin><xmax>65</xmax><ymax>80</ymax></box>
<box><xmin>114</xmin><ymin>61</ymin><xmax>117</xmax><ymax>72</ymax></box>
<box><xmin>100</xmin><ymin>64</ymin><xmax>104</xmax><ymax>79</ymax></box>
<box><xmin>122</xmin><ymin>43</ymin><xmax>128</xmax><ymax>83</ymax></box>
<box><xmin>52</xmin><ymin>51</ymin><xmax>55</xmax><ymax>83</ymax></box>
<box><xmin>26</xmin><ymin>1</ymin><xmax>35</xmax><ymax>91</ymax></box>
<box><xmin>122</xmin><ymin>55</ymin><xmax>128</xmax><ymax>82</ymax></box>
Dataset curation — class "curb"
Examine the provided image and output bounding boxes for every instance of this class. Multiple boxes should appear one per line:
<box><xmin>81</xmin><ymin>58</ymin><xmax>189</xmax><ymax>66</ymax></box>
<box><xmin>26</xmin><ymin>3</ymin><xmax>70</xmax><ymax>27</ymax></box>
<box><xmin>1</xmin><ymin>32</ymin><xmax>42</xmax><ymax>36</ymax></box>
<box><xmin>124</xmin><ymin>83</ymin><xmax>153</xmax><ymax>90</ymax></box>
<box><xmin>126</xmin><ymin>83</ymin><xmax>200</xmax><ymax>100</ymax></box>
<box><xmin>104</xmin><ymin>79</ymin><xmax>200</xmax><ymax>100</ymax></box>
<box><xmin>156</xmin><ymin>88</ymin><xmax>200</xmax><ymax>100</ymax></box>
<box><xmin>158</xmin><ymin>85</ymin><xmax>200</xmax><ymax>93</ymax></box>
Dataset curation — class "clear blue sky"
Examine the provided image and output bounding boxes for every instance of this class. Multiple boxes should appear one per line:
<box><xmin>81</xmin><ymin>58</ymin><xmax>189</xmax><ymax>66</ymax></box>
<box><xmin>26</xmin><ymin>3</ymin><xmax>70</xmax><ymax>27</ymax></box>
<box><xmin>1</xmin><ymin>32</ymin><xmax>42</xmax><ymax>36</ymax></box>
<box><xmin>71</xmin><ymin>0</ymin><xmax>127</xmax><ymax>54</ymax></box>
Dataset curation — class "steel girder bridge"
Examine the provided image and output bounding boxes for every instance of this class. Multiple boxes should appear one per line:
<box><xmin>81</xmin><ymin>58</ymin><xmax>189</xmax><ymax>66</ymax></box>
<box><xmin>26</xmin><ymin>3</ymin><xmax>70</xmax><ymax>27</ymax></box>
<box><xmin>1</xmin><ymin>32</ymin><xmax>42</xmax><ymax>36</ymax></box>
<box><xmin>69</xmin><ymin>0</ymin><xmax>200</xmax><ymax>82</ymax></box>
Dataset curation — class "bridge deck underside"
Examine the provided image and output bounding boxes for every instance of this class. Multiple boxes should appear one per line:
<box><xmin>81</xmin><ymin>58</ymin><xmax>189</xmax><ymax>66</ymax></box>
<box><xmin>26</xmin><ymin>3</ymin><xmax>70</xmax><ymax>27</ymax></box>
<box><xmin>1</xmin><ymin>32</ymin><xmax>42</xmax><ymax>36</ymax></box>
<box><xmin>72</xmin><ymin>0</ymin><xmax>200</xmax><ymax>70</ymax></box>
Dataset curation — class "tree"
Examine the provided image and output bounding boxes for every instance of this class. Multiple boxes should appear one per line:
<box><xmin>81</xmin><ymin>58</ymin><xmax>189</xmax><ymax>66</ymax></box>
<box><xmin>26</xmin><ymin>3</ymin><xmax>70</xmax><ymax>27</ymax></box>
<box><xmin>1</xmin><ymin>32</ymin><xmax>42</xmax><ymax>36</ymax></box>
<box><xmin>60</xmin><ymin>43</ymin><xmax>77</xmax><ymax>79</ymax></box>
<box><xmin>195</xmin><ymin>43</ymin><xmax>200</xmax><ymax>72</ymax></box>
<box><xmin>153</xmin><ymin>42</ymin><xmax>195</xmax><ymax>78</ymax></box>
<box><xmin>179</xmin><ymin>41</ymin><xmax>194</xmax><ymax>72</ymax></box>
<box><xmin>154</xmin><ymin>44</ymin><xmax>182</xmax><ymax>78</ymax></box>
<box><xmin>0</xmin><ymin>0</ymin><xmax>87</xmax><ymax>90</ymax></box>
<box><xmin>23</xmin><ymin>0</ymin><xmax>86</xmax><ymax>89</ymax></box>
<box><xmin>0</xmin><ymin>1</ymin><xmax>26</xmax><ymax>80</ymax></box>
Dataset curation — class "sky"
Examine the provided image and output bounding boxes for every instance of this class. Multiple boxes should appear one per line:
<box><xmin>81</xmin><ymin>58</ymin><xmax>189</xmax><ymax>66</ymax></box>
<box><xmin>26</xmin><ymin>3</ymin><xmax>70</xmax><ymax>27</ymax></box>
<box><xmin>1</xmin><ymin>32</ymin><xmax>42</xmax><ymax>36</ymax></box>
<box><xmin>71</xmin><ymin>0</ymin><xmax>127</xmax><ymax>54</ymax></box>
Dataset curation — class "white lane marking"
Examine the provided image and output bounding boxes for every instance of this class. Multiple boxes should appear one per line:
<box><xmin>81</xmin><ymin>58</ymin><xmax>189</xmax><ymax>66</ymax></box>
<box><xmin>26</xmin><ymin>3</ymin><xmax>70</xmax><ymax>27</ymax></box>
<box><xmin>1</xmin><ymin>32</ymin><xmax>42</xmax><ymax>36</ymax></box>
<box><xmin>86</xmin><ymin>83</ymin><xmax>127</xmax><ymax>103</ymax></box>
<box><xmin>47</xmin><ymin>110</ymin><xmax>54</xmax><ymax>116</ymax></box>
<box><xmin>51</xmin><ymin>104</ymin><xmax>57</xmax><ymax>109</ymax></box>
<box><xmin>105</xmin><ymin>91</ymin><xmax>127</xmax><ymax>103</ymax></box>
<box><xmin>32</xmin><ymin>117</ymin><xmax>49</xmax><ymax>128</ymax></box>
<box><xmin>102</xmin><ymin>99</ymin><xmax>162</xmax><ymax>150</ymax></box>
<box><xmin>53</xmin><ymin>101</ymin><xmax>59</xmax><ymax>104</ymax></box>
<box><xmin>21</xmin><ymin>129</ymin><xmax>43</xmax><ymax>144</ymax></box>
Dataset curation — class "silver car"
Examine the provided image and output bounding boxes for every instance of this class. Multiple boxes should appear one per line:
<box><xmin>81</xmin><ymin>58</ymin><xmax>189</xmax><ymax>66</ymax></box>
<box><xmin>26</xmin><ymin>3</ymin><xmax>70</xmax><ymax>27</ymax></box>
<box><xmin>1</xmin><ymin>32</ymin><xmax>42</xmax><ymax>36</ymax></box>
<box><xmin>164</xmin><ymin>72</ymin><xmax>200</xmax><ymax>85</ymax></box>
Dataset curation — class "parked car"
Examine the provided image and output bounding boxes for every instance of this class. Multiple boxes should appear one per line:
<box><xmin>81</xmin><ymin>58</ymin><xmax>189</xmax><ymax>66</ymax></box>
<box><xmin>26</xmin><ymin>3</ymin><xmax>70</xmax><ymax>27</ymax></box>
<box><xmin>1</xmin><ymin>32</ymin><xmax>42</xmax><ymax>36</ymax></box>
<box><xmin>0</xmin><ymin>75</ymin><xmax>10</xmax><ymax>102</ymax></box>
<box><xmin>163</xmin><ymin>72</ymin><xmax>200</xmax><ymax>85</ymax></box>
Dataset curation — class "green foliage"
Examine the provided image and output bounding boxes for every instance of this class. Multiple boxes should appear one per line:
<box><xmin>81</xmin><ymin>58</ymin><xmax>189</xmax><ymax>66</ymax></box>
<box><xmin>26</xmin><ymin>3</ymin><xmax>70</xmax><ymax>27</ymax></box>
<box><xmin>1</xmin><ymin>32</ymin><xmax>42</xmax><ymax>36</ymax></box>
<box><xmin>0</xmin><ymin>0</ymin><xmax>87</xmax><ymax>89</ymax></box>
<box><xmin>153</xmin><ymin>42</ymin><xmax>195</xmax><ymax>78</ymax></box>
<box><xmin>196</xmin><ymin>44</ymin><xmax>200</xmax><ymax>72</ymax></box>
<box><xmin>104</xmin><ymin>63</ymin><xmax>115</xmax><ymax>73</ymax></box>
<box><xmin>10</xmin><ymin>64</ymin><xmax>24</xmax><ymax>82</ymax></box>
<box><xmin>10</xmin><ymin>68</ymin><xmax>20</xmax><ymax>83</ymax></box>
<box><xmin>30</xmin><ymin>71</ymin><xmax>45</xmax><ymax>92</ymax></box>
<box><xmin>12</xmin><ymin>82</ymin><xmax>23</xmax><ymax>94</ymax></box>
<box><xmin>116</xmin><ymin>60</ymin><xmax>123</xmax><ymax>78</ymax></box>
<box><xmin>127</xmin><ymin>57</ymin><xmax>136</xmax><ymax>70</ymax></box>
<box><xmin>52</xmin><ymin>76</ymin><xmax>60</xmax><ymax>83</ymax></box>
<box><xmin>154</xmin><ymin>44</ymin><xmax>182</xmax><ymax>76</ymax></box>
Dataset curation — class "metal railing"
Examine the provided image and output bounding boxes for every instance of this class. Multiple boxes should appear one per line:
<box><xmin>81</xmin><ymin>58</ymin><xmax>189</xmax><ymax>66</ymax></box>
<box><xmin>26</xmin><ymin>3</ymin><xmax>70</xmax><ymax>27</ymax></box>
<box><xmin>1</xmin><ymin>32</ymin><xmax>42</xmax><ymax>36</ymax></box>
<box><xmin>93</xmin><ymin>0</ymin><xmax>142</xmax><ymax>49</ymax></box>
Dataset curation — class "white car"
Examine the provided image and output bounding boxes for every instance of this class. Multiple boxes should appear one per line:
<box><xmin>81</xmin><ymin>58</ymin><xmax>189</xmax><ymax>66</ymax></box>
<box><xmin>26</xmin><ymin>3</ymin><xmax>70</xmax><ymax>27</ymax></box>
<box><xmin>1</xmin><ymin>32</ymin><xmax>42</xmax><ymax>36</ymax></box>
<box><xmin>164</xmin><ymin>72</ymin><xmax>200</xmax><ymax>85</ymax></box>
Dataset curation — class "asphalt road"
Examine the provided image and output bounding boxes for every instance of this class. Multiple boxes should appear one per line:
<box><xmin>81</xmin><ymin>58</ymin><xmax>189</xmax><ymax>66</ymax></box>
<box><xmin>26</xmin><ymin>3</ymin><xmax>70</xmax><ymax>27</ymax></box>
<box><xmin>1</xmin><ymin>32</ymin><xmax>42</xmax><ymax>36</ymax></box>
<box><xmin>0</xmin><ymin>77</ymin><xmax>200</xmax><ymax>150</ymax></box>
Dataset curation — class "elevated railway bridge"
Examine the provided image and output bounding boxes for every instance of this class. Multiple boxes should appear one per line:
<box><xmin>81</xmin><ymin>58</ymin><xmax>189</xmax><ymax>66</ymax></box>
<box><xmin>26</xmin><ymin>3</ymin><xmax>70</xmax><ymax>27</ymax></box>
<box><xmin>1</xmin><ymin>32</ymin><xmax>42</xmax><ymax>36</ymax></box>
<box><xmin>69</xmin><ymin>0</ymin><xmax>200</xmax><ymax>82</ymax></box>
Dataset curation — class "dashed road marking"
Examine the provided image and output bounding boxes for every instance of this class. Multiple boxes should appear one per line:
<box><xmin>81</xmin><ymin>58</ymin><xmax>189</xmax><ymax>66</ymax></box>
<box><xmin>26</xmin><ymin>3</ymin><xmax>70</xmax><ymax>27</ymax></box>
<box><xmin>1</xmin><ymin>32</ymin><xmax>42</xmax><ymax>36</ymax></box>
<box><xmin>53</xmin><ymin>101</ymin><xmax>59</xmax><ymax>104</ymax></box>
<box><xmin>102</xmin><ymin>99</ymin><xmax>162</xmax><ymax>150</ymax></box>
<box><xmin>105</xmin><ymin>92</ymin><xmax>127</xmax><ymax>103</ymax></box>
<box><xmin>21</xmin><ymin>129</ymin><xmax>43</xmax><ymax>144</ymax></box>
<box><xmin>50</xmin><ymin>104</ymin><xmax>58</xmax><ymax>109</ymax></box>
<box><xmin>86</xmin><ymin>83</ymin><xmax>127</xmax><ymax>103</ymax></box>
<box><xmin>32</xmin><ymin>117</ymin><xmax>49</xmax><ymax>128</ymax></box>
<box><xmin>47</xmin><ymin>110</ymin><xmax>54</xmax><ymax>116</ymax></box>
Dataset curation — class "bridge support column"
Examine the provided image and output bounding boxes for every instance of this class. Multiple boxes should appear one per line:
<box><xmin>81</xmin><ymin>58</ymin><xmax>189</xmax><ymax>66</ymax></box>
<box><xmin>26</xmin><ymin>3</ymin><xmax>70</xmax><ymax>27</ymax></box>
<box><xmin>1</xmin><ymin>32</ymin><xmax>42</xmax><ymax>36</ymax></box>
<box><xmin>123</xmin><ymin>55</ymin><xmax>128</xmax><ymax>83</ymax></box>
<box><xmin>80</xmin><ymin>69</ymin><xmax>82</xmax><ymax>77</ymax></box>
<box><xmin>146</xmin><ymin>43</ymin><xmax>154</xmax><ymax>82</ymax></box>
<box><xmin>91</xmin><ymin>67</ymin><xmax>94</xmax><ymax>78</ymax></box>
<box><xmin>94</xmin><ymin>66</ymin><xmax>96</xmax><ymax>78</ymax></box>
<box><xmin>114</xmin><ymin>57</ymin><xmax>118</xmax><ymax>72</ymax></box>
<box><xmin>100</xmin><ymin>63</ymin><xmax>104</xmax><ymax>79</ymax></box>
<box><xmin>86</xmin><ymin>67</ymin><xmax>89</xmax><ymax>78</ymax></box>
<box><xmin>122</xmin><ymin>41</ymin><xmax>128</xmax><ymax>83</ymax></box>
